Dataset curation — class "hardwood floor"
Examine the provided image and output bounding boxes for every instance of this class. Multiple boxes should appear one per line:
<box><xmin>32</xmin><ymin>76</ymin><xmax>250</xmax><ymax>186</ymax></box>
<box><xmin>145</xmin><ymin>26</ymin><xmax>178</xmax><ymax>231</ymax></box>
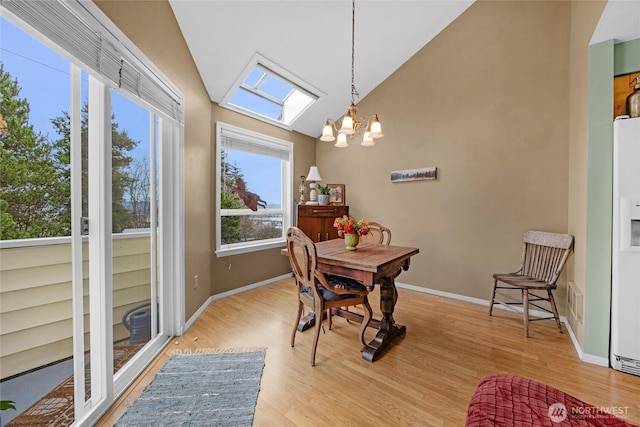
<box><xmin>98</xmin><ymin>278</ymin><xmax>640</xmax><ymax>426</ymax></box>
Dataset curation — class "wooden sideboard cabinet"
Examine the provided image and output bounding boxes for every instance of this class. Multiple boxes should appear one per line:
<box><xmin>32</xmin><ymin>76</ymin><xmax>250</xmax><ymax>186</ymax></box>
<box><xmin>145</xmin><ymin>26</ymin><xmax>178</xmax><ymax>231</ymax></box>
<box><xmin>297</xmin><ymin>205</ymin><xmax>349</xmax><ymax>243</ymax></box>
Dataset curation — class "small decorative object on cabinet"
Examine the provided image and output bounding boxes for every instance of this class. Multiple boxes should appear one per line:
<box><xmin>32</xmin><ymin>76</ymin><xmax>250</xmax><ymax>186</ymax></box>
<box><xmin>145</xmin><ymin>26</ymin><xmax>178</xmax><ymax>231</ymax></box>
<box><xmin>327</xmin><ymin>184</ymin><xmax>345</xmax><ymax>205</ymax></box>
<box><xmin>317</xmin><ymin>184</ymin><xmax>330</xmax><ymax>205</ymax></box>
<box><xmin>297</xmin><ymin>205</ymin><xmax>349</xmax><ymax>243</ymax></box>
<box><xmin>298</xmin><ymin>175</ymin><xmax>306</xmax><ymax>205</ymax></box>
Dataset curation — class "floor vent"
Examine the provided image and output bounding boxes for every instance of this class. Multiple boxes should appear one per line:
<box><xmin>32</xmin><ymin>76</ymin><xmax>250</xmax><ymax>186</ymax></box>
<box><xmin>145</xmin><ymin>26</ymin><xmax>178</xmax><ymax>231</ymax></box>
<box><xmin>614</xmin><ymin>355</ymin><xmax>640</xmax><ymax>377</ymax></box>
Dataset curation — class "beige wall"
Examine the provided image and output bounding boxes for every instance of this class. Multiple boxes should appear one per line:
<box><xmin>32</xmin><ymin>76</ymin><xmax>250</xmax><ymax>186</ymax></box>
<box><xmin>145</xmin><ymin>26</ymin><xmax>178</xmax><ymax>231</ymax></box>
<box><xmin>567</xmin><ymin>0</ymin><xmax>607</xmax><ymax>349</ymax></box>
<box><xmin>96</xmin><ymin>0</ymin><xmax>213</xmax><ymax>319</ymax></box>
<box><xmin>96</xmin><ymin>1</ymin><xmax>315</xmax><ymax>319</ymax></box>
<box><xmin>317</xmin><ymin>1</ymin><xmax>572</xmax><ymax>307</ymax></box>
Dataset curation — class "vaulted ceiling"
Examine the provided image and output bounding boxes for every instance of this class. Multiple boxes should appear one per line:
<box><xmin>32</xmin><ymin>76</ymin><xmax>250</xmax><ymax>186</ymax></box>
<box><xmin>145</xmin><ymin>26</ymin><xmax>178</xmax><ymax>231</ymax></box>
<box><xmin>168</xmin><ymin>0</ymin><xmax>474</xmax><ymax>138</ymax></box>
<box><xmin>169</xmin><ymin>0</ymin><xmax>640</xmax><ymax>139</ymax></box>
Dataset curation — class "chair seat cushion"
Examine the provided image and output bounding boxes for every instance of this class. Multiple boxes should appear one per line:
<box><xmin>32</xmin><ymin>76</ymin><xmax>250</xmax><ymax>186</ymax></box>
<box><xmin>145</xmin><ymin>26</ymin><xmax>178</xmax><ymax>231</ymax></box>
<box><xmin>493</xmin><ymin>273</ymin><xmax>555</xmax><ymax>290</ymax></box>
<box><xmin>320</xmin><ymin>275</ymin><xmax>367</xmax><ymax>301</ymax></box>
<box><xmin>299</xmin><ymin>276</ymin><xmax>367</xmax><ymax>302</ymax></box>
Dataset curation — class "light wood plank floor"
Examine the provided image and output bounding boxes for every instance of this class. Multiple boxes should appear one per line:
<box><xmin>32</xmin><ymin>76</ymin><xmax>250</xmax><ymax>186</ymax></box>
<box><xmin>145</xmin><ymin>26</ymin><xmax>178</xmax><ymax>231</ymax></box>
<box><xmin>98</xmin><ymin>278</ymin><xmax>640</xmax><ymax>426</ymax></box>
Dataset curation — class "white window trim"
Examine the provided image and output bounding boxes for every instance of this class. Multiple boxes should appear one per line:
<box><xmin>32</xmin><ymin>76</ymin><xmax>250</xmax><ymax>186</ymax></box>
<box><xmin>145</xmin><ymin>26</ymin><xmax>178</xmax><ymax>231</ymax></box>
<box><xmin>219</xmin><ymin>53</ymin><xmax>325</xmax><ymax>130</ymax></box>
<box><xmin>215</xmin><ymin>122</ymin><xmax>293</xmax><ymax>257</ymax></box>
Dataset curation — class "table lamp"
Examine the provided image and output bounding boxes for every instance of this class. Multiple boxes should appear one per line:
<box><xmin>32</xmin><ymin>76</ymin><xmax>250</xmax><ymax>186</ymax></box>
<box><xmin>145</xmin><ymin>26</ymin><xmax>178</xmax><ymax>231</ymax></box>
<box><xmin>305</xmin><ymin>166</ymin><xmax>323</xmax><ymax>205</ymax></box>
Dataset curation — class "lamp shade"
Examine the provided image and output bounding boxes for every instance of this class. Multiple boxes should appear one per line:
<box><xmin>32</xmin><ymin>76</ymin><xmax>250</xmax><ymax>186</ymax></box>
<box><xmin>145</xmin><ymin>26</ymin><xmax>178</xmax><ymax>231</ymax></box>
<box><xmin>361</xmin><ymin>132</ymin><xmax>375</xmax><ymax>146</ymax></box>
<box><xmin>335</xmin><ymin>133</ymin><xmax>349</xmax><ymax>148</ymax></box>
<box><xmin>320</xmin><ymin>121</ymin><xmax>336</xmax><ymax>141</ymax></box>
<box><xmin>339</xmin><ymin>115</ymin><xmax>355</xmax><ymax>135</ymax></box>
<box><xmin>305</xmin><ymin>166</ymin><xmax>323</xmax><ymax>181</ymax></box>
<box><xmin>368</xmin><ymin>115</ymin><xmax>384</xmax><ymax>138</ymax></box>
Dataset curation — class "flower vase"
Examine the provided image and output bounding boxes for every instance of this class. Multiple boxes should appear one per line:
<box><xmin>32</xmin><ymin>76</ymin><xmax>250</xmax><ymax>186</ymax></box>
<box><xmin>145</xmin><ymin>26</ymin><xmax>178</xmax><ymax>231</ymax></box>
<box><xmin>344</xmin><ymin>233</ymin><xmax>359</xmax><ymax>251</ymax></box>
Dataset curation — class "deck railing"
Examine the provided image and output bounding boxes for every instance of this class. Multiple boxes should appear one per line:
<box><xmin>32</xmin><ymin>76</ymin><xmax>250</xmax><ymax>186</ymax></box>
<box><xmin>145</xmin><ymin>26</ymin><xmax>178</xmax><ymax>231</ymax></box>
<box><xmin>0</xmin><ymin>232</ymin><xmax>152</xmax><ymax>380</ymax></box>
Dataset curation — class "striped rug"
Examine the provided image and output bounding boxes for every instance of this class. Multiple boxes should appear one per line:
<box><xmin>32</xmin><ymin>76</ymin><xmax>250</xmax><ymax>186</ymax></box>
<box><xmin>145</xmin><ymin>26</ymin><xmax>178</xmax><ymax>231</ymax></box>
<box><xmin>115</xmin><ymin>348</ymin><xmax>266</xmax><ymax>426</ymax></box>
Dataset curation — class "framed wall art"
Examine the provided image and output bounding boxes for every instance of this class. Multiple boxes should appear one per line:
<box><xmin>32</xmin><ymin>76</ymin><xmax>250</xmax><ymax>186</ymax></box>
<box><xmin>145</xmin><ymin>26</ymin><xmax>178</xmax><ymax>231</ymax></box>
<box><xmin>390</xmin><ymin>167</ymin><xmax>437</xmax><ymax>183</ymax></box>
<box><xmin>327</xmin><ymin>184</ymin><xmax>345</xmax><ymax>205</ymax></box>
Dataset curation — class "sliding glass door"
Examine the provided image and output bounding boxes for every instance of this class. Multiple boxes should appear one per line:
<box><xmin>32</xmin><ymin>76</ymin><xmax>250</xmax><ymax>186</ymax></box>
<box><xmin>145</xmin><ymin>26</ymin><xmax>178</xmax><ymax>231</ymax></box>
<box><xmin>71</xmin><ymin>74</ymin><xmax>178</xmax><ymax>425</ymax></box>
<box><xmin>1</xmin><ymin>4</ymin><xmax>183</xmax><ymax>424</ymax></box>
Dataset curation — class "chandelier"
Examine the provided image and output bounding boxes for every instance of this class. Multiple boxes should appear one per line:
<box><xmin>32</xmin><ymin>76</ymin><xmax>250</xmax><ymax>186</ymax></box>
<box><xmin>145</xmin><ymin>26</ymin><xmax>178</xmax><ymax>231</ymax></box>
<box><xmin>320</xmin><ymin>0</ymin><xmax>384</xmax><ymax>148</ymax></box>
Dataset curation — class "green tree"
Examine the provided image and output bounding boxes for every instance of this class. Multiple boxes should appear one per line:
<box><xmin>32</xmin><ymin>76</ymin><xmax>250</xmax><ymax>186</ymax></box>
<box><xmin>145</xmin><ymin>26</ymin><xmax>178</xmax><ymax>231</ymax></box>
<box><xmin>125</xmin><ymin>157</ymin><xmax>151</xmax><ymax>229</ymax></box>
<box><xmin>0</xmin><ymin>199</ymin><xmax>22</xmax><ymax>239</ymax></box>
<box><xmin>1</xmin><ymin>64</ymin><xmax>140</xmax><ymax>240</ymax></box>
<box><xmin>220</xmin><ymin>150</ymin><xmax>243</xmax><ymax>244</ymax></box>
<box><xmin>51</xmin><ymin>103</ymin><xmax>139</xmax><ymax>234</ymax></box>
<box><xmin>0</xmin><ymin>65</ymin><xmax>69</xmax><ymax>238</ymax></box>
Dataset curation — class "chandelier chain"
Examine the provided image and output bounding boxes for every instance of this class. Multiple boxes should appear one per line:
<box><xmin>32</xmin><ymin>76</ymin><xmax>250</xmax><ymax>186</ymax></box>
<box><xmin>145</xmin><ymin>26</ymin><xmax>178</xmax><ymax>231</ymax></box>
<box><xmin>351</xmin><ymin>0</ymin><xmax>358</xmax><ymax>103</ymax></box>
<box><xmin>319</xmin><ymin>0</ymin><xmax>383</xmax><ymax>146</ymax></box>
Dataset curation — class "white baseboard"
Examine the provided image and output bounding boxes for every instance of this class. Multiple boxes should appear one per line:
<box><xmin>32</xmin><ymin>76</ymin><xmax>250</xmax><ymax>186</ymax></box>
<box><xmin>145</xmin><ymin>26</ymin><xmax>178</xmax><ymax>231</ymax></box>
<box><xmin>561</xmin><ymin>318</ymin><xmax>610</xmax><ymax>366</ymax></box>
<box><xmin>396</xmin><ymin>281</ymin><xmax>552</xmax><ymax>318</ymax></box>
<box><xmin>395</xmin><ymin>282</ymin><xmax>610</xmax><ymax>367</ymax></box>
<box><xmin>183</xmin><ymin>273</ymin><xmax>293</xmax><ymax>332</ymax></box>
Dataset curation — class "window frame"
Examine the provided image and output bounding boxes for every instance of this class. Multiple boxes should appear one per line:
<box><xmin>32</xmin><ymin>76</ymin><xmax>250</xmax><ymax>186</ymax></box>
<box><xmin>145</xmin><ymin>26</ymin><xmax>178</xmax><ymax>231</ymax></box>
<box><xmin>219</xmin><ymin>53</ymin><xmax>323</xmax><ymax>130</ymax></box>
<box><xmin>215</xmin><ymin>121</ymin><xmax>293</xmax><ymax>257</ymax></box>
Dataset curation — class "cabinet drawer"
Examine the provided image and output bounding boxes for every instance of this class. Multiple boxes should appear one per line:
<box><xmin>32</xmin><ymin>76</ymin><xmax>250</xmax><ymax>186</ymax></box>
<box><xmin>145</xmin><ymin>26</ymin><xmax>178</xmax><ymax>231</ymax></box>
<box><xmin>298</xmin><ymin>205</ymin><xmax>348</xmax><ymax>218</ymax></box>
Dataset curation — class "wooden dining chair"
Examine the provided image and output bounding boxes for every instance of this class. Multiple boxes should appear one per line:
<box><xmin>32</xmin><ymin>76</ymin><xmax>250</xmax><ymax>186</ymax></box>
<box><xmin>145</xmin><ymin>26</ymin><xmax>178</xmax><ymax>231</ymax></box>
<box><xmin>488</xmin><ymin>230</ymin><xmax>574</xmax><ymax>337</ymax></box>
<box><xmin>359</xmin><ymin>221</ymin><xmax>392</xmax><ymax>245</ymax></box>
<box><xmin>286</xmin><ymin>227</ymin><xmax>373</xmax><ymax>366</ymax></box>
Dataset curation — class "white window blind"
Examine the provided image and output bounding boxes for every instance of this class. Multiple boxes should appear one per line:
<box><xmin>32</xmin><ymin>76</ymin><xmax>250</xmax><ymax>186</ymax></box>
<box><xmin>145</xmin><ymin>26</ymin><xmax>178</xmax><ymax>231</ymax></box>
<box><xmin>1</xmin><ymin>0</ymin><xmax>183</xmax><ymax>123</ymax></box>
<box><xmin>220</xmin><ymin>127</ymin><xmax>291</xmax><ymax>160</ymax></box>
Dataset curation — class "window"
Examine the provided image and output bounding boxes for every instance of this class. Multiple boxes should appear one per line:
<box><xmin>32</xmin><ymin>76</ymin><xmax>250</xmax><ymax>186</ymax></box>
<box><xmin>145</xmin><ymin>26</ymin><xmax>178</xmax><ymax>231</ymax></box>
<box><xmin>219</xmin><ymin>54</ymin><xmax>321</xmax><ymax>129</ymax></box>
<box><xmin>216</xmin><ymin>122</ymin><xmax>293</xmax><ymax>256</ymax></box>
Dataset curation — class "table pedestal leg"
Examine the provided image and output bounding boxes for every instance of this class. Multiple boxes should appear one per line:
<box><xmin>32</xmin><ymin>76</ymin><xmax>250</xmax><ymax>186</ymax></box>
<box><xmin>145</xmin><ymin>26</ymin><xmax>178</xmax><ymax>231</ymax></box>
<box><xmin>362</xmin><ymin>275</ymin><xmax>405</xmax><ymax>362</ymax></box>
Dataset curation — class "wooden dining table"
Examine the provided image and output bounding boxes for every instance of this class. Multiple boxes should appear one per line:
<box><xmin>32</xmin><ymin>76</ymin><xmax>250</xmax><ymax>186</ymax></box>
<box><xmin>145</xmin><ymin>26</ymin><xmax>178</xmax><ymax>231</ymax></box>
<box><xmin>285</xmin><ymin>238</ymin><xmax>419</xmax><ymax>362</ymax></box>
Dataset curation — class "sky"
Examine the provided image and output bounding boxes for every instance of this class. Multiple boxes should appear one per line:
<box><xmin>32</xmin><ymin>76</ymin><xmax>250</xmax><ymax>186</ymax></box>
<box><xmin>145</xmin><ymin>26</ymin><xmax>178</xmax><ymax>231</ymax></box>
<box><xmin>1</xmin><ymin>17</ymin><xmax>281</xmax><ymax>206</ymax></box>
<box><xmin>1</xmin><ymin>18</ymin><xmax>149</xmax><ymax>160</ymax></box>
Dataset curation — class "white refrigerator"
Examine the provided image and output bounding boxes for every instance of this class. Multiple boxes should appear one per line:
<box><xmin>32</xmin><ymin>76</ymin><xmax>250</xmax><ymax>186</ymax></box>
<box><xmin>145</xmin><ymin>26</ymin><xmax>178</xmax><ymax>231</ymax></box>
<box><xmin>611</xmin><ymin>116</ymin><xmax>640</xmax><ymax>376</ymax></box>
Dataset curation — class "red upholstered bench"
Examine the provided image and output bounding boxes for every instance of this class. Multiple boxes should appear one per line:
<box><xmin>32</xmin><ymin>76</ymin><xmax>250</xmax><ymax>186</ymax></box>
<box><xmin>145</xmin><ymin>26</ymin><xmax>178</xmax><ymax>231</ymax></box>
<box><xmin>466</xmin><ymin>374</ymin><xmax>637</xmax><ymax>427</ymax></box>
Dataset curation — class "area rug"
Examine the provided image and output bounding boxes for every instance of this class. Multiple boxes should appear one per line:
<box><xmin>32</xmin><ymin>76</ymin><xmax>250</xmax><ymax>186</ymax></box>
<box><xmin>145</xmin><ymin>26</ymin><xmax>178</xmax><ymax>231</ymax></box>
<box><xmin>5</xmin><ymin>345</ymin><xmax>142</xmax><ymax>427</ymax></box>
<box><xmin>114</xmin><ymin>348</ymin><xmax>266</xmax><ymax>427</ymax></box>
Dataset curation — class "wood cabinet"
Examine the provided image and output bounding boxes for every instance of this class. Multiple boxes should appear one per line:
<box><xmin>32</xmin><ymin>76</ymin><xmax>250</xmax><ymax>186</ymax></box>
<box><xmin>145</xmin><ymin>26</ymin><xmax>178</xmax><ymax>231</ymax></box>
<box><xmin>297</xmin><ymin>205</ymin><xmax>349</xmax><ymax>243</ymax></box>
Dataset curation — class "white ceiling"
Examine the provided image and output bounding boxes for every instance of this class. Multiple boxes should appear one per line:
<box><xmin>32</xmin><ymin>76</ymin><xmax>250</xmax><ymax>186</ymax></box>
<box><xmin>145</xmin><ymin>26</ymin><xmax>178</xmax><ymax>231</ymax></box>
<box><xmin>591</xmin><ymin>0</ymin><xmax>640</xmax><ymax>45</ymax></box>
<box><xmin>168</xmin><ymin>0</ymin><xmax>640</xmax><ymax>139</ymax></box>
<box><xmin>168</xmin><ymin>0</ymin><xmax>474</xmax><ymax>138</ymax></box>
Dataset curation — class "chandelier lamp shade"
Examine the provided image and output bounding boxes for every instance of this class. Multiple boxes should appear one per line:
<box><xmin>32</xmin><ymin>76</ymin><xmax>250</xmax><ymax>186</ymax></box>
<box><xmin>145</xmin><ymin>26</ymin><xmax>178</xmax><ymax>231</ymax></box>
<box><xmin>320</xmin><ymin>0</ymin><xmax>384</xmax><ymax>148</ymax></box>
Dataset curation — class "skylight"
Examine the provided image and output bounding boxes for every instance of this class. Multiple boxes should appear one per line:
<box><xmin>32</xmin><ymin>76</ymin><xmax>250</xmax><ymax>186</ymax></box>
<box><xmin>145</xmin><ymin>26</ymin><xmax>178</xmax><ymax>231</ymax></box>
<box><xmin>220</xmin><ymin>55</ymin><xmax>320</xmax><ymax>128</ymax></box>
